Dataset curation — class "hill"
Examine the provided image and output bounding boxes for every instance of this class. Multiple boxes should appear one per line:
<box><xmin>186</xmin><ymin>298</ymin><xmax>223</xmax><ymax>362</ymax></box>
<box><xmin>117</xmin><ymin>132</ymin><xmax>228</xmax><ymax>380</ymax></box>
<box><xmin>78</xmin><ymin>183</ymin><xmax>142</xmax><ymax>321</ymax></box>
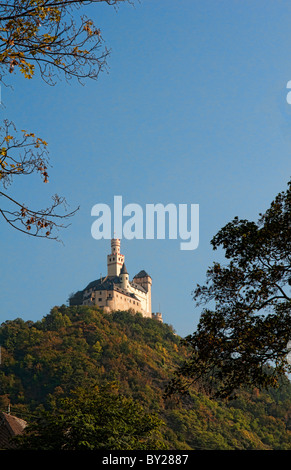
<box><xmin>0</xmin><ymin>305</ymin><xmax>290</xmax><ymax>450</ymax></box>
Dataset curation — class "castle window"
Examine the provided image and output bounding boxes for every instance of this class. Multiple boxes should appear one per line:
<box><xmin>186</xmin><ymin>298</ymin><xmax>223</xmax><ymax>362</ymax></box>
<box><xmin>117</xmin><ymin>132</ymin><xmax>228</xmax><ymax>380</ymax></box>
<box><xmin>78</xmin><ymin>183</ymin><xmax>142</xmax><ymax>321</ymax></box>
<box><xmin>99</xmin><ymin>298</ymin><xmax>102</xmax><ymax>301</ymax></box>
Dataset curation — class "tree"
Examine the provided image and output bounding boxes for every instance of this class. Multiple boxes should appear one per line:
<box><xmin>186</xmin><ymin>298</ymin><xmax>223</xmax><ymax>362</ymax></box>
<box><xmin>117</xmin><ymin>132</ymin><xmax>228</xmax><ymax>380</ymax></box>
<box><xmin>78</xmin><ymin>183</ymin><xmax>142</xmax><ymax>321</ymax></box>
<box><xmin>0</xmin><ymin>0</ymin><xmax>128</xmax><ymax>239</ymax></box>
<box><xmin>0</xmin><ymin>119</ymin><xmax>79</xmax><ymax>238</ymax></box>
<box><xmin>15</xmin><ymin>383</ymin><xmax>167</xmax><ymax>450</ymax></box>
<box><xmin>0</xmin><ymin>0</ymin><xmax>127</xmax><ymax>85</ymax></box>
<box><xmin>167</xmin><ymin>180</ymin><xmax>291</xmax><ymax>399</ymax></box>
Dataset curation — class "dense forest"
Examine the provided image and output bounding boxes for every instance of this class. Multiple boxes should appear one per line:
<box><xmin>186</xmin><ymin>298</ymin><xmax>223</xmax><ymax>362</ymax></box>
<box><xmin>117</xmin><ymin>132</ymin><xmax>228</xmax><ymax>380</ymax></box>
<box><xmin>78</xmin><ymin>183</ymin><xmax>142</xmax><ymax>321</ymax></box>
<box><xmin>0</xmin><ymin>305</ymin><xmax>290</xmax><ymax>449</ymax></box>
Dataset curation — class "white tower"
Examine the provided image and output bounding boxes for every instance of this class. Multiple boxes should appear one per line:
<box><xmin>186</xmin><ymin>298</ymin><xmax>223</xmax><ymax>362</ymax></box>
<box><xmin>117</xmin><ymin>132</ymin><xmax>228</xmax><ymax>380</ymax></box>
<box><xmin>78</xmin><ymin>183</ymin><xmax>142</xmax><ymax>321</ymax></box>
<box><xmin>107</xmin><ymin>239</ymin><xmax>125</xmax><ymax>276</ymax></box>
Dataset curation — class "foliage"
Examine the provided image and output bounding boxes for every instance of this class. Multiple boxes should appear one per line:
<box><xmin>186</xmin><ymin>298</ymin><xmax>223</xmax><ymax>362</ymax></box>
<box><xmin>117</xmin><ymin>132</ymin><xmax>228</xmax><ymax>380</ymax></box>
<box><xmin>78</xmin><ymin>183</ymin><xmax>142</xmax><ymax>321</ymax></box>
<box><xmin>15</xmin><ymin>383</ymin><xmax>166</xmax><ymax>450</ymax></box>
<box><xmin>167</xmin><ymin>180</ymin><xmax>291</xmax><ymax>399</ymax></box>
<box><xmin>0</xmin><ymin>305</ymin><xmax>290</xmax><ymax>449</ymax></box>
<box><xmin>0</xmin><ymin>121</ymin><xmax>78</xmax><ymax>238</ymax></box>
<box><xmin>0</xmin><ymin>0</ymin><xmax>128</xmax><ymax>85</ymax></box>
<box><xmin>0</xmin><ymin>0</ymin><xmax>129</xmax><ymax>239</ymax></box>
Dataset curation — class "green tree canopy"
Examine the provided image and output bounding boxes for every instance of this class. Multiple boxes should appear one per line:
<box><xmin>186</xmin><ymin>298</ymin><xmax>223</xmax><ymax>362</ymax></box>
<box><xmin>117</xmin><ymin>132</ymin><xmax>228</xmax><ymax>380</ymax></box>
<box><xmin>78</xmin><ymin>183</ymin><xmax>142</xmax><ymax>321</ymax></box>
<box><xmin>16</xmin><ymin>383</ymin><xmax>167</xmax><ymax>450</ymax></box>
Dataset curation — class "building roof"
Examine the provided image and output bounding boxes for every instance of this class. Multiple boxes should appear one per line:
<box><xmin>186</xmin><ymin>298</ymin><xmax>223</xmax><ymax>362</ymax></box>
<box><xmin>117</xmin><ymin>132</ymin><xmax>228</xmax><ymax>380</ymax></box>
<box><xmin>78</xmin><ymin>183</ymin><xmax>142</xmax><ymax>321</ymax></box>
<box><xmin>82</xmin><ymin>275</ymin><xmax>146</xmax><ymax>299</ymax></box>
<box><xmin>133</xmin><ymin>270</ymin><xmax>151</xmax><ymax>279</ymax></box>
<box><xmin>84</xmin><ymin>275</ymin><xmax>118</xmax><ymax>292</ymax></box>
<box><xmin>120</xmin><ymin>263</ymin><xmax>128</xmax><ymax>274</ymax></box>
<box><xmin>0</xmin><ymin>412</ymin><xmax>27</xmax><ymax>449</ymax></box>
<box><xmin>0</xmin><ymin>412</ymin><xmax>27</xmax><ymax>436</ymax></box>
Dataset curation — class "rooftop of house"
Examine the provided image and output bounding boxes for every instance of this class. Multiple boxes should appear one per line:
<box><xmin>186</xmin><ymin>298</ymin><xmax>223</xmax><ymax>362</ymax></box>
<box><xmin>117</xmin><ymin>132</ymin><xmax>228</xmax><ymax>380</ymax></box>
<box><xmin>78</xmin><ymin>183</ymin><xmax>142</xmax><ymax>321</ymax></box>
<box><xmin>0</xmin><ymin>412</ymin><xmax>27</xmax><ymax>449</ymax></box>
<box><xmin>0</xmin><ymin>412</ymin><xmax>27</xmax><ymax>436</ymax></box>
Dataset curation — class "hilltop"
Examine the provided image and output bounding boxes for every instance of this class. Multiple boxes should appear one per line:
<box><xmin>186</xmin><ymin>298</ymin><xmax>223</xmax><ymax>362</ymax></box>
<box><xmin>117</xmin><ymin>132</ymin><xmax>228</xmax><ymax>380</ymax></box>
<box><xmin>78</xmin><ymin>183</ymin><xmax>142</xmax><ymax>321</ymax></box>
<box><xmin>0</xmin><ymin>305</ymin><xmax>290</xmax><ymax>450</ymax></box>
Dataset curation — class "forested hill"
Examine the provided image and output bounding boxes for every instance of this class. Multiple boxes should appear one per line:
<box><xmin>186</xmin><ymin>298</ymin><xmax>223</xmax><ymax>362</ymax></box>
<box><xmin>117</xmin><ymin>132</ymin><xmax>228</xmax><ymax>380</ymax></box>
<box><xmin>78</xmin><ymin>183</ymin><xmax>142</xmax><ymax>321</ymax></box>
<box><xmin>0</xmin><ymin>305</ymin><xmax>290</xmax><ymax>450</ymax></box>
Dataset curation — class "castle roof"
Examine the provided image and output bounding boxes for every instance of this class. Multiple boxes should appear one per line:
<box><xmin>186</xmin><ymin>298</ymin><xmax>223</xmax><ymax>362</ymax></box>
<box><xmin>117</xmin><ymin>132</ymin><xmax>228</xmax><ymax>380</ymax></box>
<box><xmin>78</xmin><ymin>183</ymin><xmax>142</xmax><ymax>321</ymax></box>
<box><xmin>82</xmin><ymin>275</ymin><xmax>147</xmax><ymax>300</ymax></box>
<box><xmin>133</xmin><ymin>270</ymin><xmax>151</xmax><ymax>279</ymax></box>
<box><xmin>84</xmin><ymin>276</ymin><xmax>117</xmax><ymax>292</ymax></box>
<box><xmin>120</xmin><ymin>263</ymin><xmax>128</xmax><ymax>274</ymax></box>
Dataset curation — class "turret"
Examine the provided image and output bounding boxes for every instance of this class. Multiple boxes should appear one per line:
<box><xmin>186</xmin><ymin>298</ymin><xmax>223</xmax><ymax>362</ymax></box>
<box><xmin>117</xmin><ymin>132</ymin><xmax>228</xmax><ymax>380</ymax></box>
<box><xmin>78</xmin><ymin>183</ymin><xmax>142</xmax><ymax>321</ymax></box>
<box><xmin>107</xmin><ymin>239</ymin><xmax>124</xmax><ymax>276</ymax></box>
<box><xmin>120</xmin><ymin>263</ymin><xmax>129</xmax><ymax>290</ymax></box>
<box><xmin>152</xmin><ymin>312</ymin><xmax>163</xmax><ymax>322</ymax></box>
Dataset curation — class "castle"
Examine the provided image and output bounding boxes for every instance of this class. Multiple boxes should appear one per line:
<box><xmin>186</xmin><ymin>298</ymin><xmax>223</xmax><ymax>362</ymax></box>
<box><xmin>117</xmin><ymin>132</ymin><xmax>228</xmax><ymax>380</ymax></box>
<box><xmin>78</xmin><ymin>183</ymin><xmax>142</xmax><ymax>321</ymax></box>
<box><xmin>69</xmin><ymin>238</ymin><xmax>162</xmax><ymax>322</ymax></box>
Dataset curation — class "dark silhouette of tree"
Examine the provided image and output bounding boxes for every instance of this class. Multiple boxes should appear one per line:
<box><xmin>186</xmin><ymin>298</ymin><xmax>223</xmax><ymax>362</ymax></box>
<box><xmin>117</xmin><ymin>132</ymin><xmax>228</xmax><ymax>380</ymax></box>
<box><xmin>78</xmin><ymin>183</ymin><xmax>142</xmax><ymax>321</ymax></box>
<box><xmin>167</xmin><ymin>180</ymin><xmax>291</xmax><ymax>399</ymax></box>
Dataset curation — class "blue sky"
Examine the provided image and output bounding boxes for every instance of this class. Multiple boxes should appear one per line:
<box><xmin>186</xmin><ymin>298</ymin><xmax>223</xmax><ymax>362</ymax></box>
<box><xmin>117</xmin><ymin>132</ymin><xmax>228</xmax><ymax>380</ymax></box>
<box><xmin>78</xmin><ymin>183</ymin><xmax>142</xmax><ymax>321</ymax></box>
<box><xmin>1</xmin><ymin>0</ymin><xmax>291</xmax><ymax>337</ymax></box>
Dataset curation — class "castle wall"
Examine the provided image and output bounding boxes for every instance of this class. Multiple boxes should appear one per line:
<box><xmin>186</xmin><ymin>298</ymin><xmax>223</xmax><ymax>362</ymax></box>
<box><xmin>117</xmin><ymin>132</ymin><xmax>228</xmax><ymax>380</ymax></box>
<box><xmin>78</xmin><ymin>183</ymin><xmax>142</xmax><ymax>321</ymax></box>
<box><xmin>94</xmin><ymin>290</ymin><xmax>150</xmax><ymax>316</ymax></box>
<box><xmin>127</xmin><ymin>284</ymin><xmax>151</xmax><ymax>316</ymax></box>
<box><xmin>131</xmin><ymin>276</ymin><xmax>152</xmax><ymax>315</ymax></box>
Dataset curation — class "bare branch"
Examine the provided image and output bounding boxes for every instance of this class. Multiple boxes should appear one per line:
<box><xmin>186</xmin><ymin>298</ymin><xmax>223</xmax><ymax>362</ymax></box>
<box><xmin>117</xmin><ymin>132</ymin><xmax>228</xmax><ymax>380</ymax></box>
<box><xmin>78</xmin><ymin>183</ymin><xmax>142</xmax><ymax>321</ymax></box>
<box><xmin>0</xmin><ymin>119</ymin><xmax>79</xmax><ymax>240</ymax></box>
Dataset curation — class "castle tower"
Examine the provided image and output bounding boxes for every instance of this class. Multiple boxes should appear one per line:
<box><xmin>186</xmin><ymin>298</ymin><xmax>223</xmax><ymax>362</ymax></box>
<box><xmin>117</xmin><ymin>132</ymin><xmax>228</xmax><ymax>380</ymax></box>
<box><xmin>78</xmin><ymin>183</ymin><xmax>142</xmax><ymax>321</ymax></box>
<box><xmin>120</xmin><ymin>263</ymin><xmax>129</xmax><ymax>290</ymax></box>
<box><xmin>133</xmin><ymin>270</ymin><xmax>152</xmax><ymax>315</ymax></box>
<box><xmin>107</xmin><ymin>238</ymin><xmax>125</xmax><ymax>276</ymax></box>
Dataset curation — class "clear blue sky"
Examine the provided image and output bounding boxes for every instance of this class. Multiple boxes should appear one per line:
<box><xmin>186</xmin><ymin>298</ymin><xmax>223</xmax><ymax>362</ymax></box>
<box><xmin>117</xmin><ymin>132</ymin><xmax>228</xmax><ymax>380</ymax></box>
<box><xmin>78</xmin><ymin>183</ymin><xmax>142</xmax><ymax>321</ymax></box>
<box><xmin>1</xmin><ymin>0</ymin><xmax>291</xmax><ymax>337</ymax></box>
